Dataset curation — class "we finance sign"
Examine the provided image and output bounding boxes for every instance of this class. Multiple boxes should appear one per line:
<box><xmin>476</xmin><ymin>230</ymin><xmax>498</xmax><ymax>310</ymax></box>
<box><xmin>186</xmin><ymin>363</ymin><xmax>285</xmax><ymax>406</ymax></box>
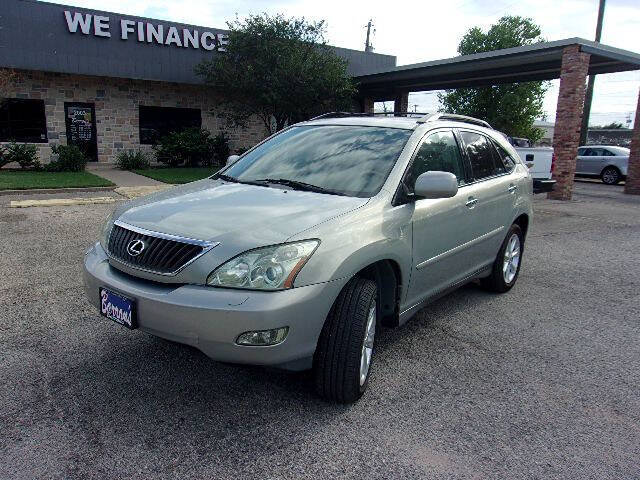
<box><xmin>63</xmin><ymin>10</ymin><xmax>229</xmax><ymax>52</ymax></box>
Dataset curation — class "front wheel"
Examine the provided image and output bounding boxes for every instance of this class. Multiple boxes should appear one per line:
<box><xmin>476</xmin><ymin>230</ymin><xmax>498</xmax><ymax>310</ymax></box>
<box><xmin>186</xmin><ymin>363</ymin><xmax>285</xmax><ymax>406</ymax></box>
<box><xmin>313</xmin><ymin>277</ymin><xmax>378</xmax><ymax>403</ymax></box>
<box><xmin>601</xmin><ymin>166</ymin><xmax>621</xmax><ymax>185</ymax></box>
<box><xmin>480</xmin><ymin>224</ymin><xmax>523</xmax><ymax>293</ymax></box>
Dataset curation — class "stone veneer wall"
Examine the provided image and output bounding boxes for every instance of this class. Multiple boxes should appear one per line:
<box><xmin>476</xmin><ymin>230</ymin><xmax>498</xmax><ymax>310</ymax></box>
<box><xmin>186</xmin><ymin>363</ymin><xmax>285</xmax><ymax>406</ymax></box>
<box><xmin>1</xmin><ymin>68</ymin><xmax>268</xmax><ymax>163</ymax></box>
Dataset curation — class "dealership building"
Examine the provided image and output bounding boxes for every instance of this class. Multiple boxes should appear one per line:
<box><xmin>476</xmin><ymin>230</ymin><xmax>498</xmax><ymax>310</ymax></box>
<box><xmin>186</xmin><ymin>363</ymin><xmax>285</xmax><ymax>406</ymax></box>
<box><xmin>1</xmin><ymin>0</ymin><xmax>396</xmax><ymax>163</ymax></box>
<box><xmin>3</xmin><ymin>0</ymin><xmax>640</xmax><ymax>199</ymax></box>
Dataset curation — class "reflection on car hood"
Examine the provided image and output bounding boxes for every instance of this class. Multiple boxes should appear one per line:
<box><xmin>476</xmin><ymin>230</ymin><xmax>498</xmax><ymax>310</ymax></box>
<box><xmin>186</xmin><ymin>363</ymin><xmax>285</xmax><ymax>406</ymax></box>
<box><xmin>116</xmin><ymin>179</ymin><xmax>369</xmax><ymax>246</ymax></box>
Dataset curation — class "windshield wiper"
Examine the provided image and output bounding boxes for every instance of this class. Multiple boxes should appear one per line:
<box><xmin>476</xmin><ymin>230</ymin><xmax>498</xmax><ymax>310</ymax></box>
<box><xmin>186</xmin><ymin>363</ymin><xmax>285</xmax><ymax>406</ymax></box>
<box><xmin>253</xmin><ymin>178</ymin><xmax>346</xmax><ymax>196</ymax></box>
<box><xmin>216</xmin><ymin>174</ymin><xmax>267</xmax><ymax>187</ymax></box>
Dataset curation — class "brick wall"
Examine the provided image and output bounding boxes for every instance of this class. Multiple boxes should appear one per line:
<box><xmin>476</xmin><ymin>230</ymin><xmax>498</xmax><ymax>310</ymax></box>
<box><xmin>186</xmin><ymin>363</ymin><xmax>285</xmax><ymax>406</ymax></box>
<box><xmin>624</xmin><ymin>91</ymin><xmax>640</xmax><ymax>195</ymax></box>
<box><xmin>1</xmin><ymin>68</ymin><xmax>268</xmax><ymax>164</ymax></box>
<box><xmin>548</xmin><ymin>46</ymin><xmax>590</xmax><ymax>201</ymax></box>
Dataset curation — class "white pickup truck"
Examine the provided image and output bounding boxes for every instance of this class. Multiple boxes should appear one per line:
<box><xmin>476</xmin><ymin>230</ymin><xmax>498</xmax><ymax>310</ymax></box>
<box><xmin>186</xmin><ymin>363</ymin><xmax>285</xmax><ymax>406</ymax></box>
<box><xmin>507</xmin><ymin>137</ymin><xmax>556</xmax><ymax>193</ymax></box>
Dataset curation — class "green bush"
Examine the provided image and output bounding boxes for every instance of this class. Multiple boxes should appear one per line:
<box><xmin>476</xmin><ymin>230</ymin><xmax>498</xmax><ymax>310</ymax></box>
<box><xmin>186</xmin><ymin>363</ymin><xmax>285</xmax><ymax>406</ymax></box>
<box><xmin>47</xmin><ymin>144</ymin><xmax>87</xmax><ymax>172</ymax></box>
<box><xmin>6</xmin><ymin>142</ymin><xmax>40</xmax><ymax>170</ymax></box>
<box><xmin>210</xmin><ymin>132</ymin><xmax>230</xmax><ymax>166</ymax></box>
<box><xmin>116</xmin><ymin>149</ymin><xmax>150</xmax><ymax>170</ymax></box>
<box><xmin>153</xmin><ymin>128</ymin><xmax>215</xmax><ymax>167</ymax></box>
<box><xmin>0</xmin><ymin>145</ymin><xmax>8</xmax><ymax>168</ymax></box>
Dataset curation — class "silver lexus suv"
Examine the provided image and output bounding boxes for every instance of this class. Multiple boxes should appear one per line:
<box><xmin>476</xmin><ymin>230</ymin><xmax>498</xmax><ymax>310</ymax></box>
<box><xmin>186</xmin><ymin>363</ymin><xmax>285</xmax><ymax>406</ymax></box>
<box><xmin>84</xmin><ymin>113</ymin><xmax>533</xmax><ymax>403</ymax></box>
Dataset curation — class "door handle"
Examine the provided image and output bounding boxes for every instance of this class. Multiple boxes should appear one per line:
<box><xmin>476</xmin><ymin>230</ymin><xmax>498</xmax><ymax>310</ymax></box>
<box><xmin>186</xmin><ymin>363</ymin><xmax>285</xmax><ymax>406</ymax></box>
<box><xmin>508</xmin><ymin>184</ymin><xmax>517</xmax><ymax>194</ymax></box>
<box><xmin>465</xmin><ymin>197</ymin><xmax>478</xmax><ymax>209</ymax></box>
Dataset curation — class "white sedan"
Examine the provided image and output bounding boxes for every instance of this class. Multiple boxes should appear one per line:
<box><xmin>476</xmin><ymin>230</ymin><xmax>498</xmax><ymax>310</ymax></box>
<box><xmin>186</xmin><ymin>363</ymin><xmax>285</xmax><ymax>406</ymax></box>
<box><xmin>576</xmin><ymin>145</ymin><xmax>630</xmax><ymax>185</ymax></box>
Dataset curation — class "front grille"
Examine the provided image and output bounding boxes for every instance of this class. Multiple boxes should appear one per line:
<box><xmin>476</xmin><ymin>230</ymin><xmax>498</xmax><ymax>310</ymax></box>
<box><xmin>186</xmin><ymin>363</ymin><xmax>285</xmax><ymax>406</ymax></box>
<box><xmin>107</xmin><ymin>222</ymin><xmax>210</xmax><ymax>275</ymax></box>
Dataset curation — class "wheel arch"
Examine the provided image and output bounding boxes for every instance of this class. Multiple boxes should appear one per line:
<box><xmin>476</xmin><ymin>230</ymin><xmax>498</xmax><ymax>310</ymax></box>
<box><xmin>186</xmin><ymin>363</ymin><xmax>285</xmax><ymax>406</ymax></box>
<box><xmin>601</xmin><ymin>164</ymin><xmax>622</xmax><ymax>175</ymax></box>
<box><xmin>513</xmin><ymin>213</ymin><xmax>530</xmax><ymax>239</ymax></box>
<box><xmin>355</xmin><ymin>259</ymin><xmax>402</xmax><ymax>328</ymax></box>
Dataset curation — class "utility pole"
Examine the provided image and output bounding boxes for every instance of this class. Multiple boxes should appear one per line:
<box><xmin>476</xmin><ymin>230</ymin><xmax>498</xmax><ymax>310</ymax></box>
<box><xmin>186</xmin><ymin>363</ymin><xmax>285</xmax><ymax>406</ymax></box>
<box><xmin>579</xmin><ymin>0</ymin><xmax>606</xmax><ymax>146</ymax></box>
<box><xmin>364</xmin><ymin>20</ymin><xmax>374</xmax><ymax>53</ymax></box>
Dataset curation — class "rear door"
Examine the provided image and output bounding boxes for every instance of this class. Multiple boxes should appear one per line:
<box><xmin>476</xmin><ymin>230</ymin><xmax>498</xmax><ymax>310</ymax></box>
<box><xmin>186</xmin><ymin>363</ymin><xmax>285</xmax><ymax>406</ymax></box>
<box><xmin>575</xmin><ymin>147</ymin><xmax>588</xmax><ymax>174</ymax></box>
<box><xmin>578</xmin><ymin>148</ymin><xmax>604</xmax><ymax>175</ymax></box>
<box><xmin>457</xmin><ymin>130</ymin><xmax>514</xmax><ymax>269</ymax></box>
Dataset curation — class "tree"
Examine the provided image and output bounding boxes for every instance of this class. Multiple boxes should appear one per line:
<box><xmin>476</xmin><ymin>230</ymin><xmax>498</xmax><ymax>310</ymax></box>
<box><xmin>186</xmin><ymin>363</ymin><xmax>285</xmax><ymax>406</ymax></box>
<box><xmin>0</xmin><ymin>68</ymin><xmax>16</xmax><ymax>97</ymax></box>
<box><xmin>196</xmin><ymin>14</ymin><xmax>356</xmax><ymax>134</ymax></box>
<box><xmin>438</xmin><ymin>16</ymin><xmax>548</xmax><ymax>143</ymax></box>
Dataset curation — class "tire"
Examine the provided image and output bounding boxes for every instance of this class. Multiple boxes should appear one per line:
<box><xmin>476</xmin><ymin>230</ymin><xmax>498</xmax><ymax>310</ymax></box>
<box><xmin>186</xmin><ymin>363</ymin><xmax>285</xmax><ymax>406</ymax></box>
<box><xmin>313</xmin><ymin>277</ymin><xmax>378</xmax><ymax>403</ymax></box>
<box><xmin>480</xmin><ymin>224</ymin><xmax>524</xmax><ymax>293</ymax></box>
<box><xmin>601</xmin><ymin>166</ymin><xmax>621</xmax><ymax>185</ymax></box>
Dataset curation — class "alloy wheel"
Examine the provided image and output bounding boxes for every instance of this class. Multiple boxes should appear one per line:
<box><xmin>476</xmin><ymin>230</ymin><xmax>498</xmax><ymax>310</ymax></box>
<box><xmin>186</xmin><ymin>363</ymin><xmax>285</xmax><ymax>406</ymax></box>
<box><xmin>503</xmin><ymin>234</ymin><xmax>521</xmax><ymax>284</ymax></box>
<box><xmin>359</xmin><ymin>303</ymin><xmax>376</xmax><ymax>386</ymax></box>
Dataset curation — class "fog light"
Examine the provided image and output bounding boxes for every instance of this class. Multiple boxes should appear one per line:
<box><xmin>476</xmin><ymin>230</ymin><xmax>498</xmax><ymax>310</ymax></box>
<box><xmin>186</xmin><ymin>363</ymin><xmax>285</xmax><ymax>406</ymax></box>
<box><xmin>236</xmin><ymin>327</ymin><xmax>289</xmax><ymax>346</ymax></box>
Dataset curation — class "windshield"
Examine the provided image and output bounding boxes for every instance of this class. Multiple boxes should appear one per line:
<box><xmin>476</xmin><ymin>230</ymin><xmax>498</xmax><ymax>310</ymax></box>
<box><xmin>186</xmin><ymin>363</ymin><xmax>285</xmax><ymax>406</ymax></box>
<box><xmin>222</xmin><ymin>125</ymin><xmax>412</xmax><ymax>197</ymax></box>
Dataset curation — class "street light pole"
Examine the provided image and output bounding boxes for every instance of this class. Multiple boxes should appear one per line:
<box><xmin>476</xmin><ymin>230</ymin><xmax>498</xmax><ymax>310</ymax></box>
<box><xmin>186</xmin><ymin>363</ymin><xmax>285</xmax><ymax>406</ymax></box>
<box><xmin>579</xmin><ymin>0</ymin><xmax>606</xmax><ymax>146</ymax></box>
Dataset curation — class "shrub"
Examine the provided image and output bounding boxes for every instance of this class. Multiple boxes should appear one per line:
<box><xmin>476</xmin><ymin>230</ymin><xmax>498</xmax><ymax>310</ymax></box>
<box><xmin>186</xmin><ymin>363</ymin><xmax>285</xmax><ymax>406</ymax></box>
<box><xmin>153</xmin><ymin>128</ymin><xmax>215</xmax><ymax>167</ymax></box>
<box><xmin>0</xmin><ymin>145</ymin><xmax>8</xmax><ymax>168</ymax></box>
<box><xmin>47</xmin><ymin>144</ymin><xmax>87</xmax><ymax>172</ymax></box>
<box><xmin>210</xmin><ymin>132</ymin><xmax>230</xmax><ymax>166</ymax></box>
<box><xmin>6</xmin><ymin>142</ymin><xmax>40</xmax><ymax>170</ymax></box>
<box><xmin>116</xmin><ymin>149</ymin><xmax>150</xmax><ymax>170</ymax></box>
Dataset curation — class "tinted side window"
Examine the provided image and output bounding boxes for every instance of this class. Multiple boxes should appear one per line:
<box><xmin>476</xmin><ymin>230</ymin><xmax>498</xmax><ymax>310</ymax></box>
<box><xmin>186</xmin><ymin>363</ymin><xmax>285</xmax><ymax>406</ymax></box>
<box><xmin>460</xmin><ymin>131</ymin><xmax>496</xmax><ymax>180</ymax></box>
<box><xmin>405</xmin><ymin>130</ymin><xmax>465</xmax><ymax>191</ymax></box>
<box><xmin>602</xmin><ymin>149</ymin><xmax>614</xmax><ymax>156</ymax></box>
<box><xmin>577</xmin><ymin>148</ymin><xmax>586</xmax><ymax>156</ymax></box>
<box><xmin>492</xmin><ymin>140</ymin><xmax>516</xmax><ymax>172</ymax></box>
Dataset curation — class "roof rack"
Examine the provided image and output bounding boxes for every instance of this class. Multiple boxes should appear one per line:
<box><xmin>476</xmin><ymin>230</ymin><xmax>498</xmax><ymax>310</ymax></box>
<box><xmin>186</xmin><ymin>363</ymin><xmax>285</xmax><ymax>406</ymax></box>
<box><xmin>417</xmin><ymin>113</ymin><xmax>492</xmax><ymax>129</ymax></box>
<box><xmin>309</xmin><ymin>112</ymin><xmax>431</xmax><ymax>120</ymax></box>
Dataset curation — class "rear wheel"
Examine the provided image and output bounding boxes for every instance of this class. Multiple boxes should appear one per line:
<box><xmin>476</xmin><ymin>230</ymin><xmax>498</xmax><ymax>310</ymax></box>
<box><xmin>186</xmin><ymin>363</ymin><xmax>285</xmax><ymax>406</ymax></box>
<box><xmin>313</xmin><ymin>277</ymin><xmax>378</xmax><ymax>403</ymax></box>
<box><xmin>480</xmin><ymin>224</ymin><xmax>523</xmax><ymax>293</ymax></box>
<box><xmin>601</xmin><ymin>166</ymin><xmax>621</xmax><ymax>185</ymax></box>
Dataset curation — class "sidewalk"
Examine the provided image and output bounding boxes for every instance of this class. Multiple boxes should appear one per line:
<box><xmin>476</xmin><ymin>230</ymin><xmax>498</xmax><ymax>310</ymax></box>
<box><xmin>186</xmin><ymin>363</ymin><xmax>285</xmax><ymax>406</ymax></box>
<box><xmin>6</xmin><ymin>165</ymin><xmax>174</xmax><ymax>207</ymax></box>
<box><xmin>86</xmin><ymin>164</ymin><xmax>165</xmax><ymax>187</ymax></box>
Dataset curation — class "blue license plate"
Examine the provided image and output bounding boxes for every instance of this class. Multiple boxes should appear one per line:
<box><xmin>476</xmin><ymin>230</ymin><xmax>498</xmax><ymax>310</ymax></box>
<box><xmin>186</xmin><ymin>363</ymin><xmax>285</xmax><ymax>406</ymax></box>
<box><xmin>99</xmin><ymin>288</ymin><xmax>137</xmax><ymax>329</ymax></box>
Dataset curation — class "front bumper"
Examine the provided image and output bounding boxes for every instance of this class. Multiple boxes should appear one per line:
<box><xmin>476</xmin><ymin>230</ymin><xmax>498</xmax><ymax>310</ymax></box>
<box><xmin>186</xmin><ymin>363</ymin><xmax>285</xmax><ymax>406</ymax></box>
<box><xmin>83</xmin><ymin>242</ymin><xmax>344</xmax><ymax>370</ymax></box>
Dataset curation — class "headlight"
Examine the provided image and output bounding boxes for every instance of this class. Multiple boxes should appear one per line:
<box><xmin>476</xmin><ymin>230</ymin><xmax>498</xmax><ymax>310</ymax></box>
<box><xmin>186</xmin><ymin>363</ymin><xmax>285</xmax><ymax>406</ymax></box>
<box><xmin>207</xmin><ymin>240</ymin><xmax>319</xmax><ymax>290</ymax></box>
<box><xmin>100</xmin><ymin>211</ymin><xmax>115</xmax><ymax>251</ymax></box>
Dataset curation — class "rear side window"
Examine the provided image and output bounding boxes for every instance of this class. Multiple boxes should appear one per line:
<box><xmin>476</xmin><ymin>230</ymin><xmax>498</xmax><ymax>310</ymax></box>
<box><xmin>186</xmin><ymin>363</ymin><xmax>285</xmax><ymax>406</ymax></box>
<box><xmin>405</xmin><ymin>130</ymin><xmax>465</xmax><ymax>191</ymax></box>
<box><xmin>602</xmin><ymin>149</ymin><xmax>615</xmax><ymax>156</ymax></box>
<box><xmin>491</xmin><ymin>140</ymin><xmax>517</xmax><ymax>172</ymax></box>
<box><xmin>460</xmin><ymin>131</ymin><xmax>498</xmax><ymax>180</ymax></box>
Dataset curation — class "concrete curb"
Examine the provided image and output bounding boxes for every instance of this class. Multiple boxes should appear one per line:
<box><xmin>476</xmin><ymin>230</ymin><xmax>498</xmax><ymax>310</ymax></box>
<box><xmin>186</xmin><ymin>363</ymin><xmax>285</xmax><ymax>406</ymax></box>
<box><xmin>10</xmin><ymin>196</ymin><xmax>118</xmax><ymax>208</ymax></box>
<box><xmin>0</xmin><ymin>186</ymin><xmax>117</xmax><ymax>196</ymax></box>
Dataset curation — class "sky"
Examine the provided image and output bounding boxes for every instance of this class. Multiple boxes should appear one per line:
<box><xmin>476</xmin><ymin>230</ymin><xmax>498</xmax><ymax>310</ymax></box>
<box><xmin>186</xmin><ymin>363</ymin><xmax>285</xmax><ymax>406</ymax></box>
<box><xmin>47</xmin><ymin>0</ymin><xmax>640</xmax><ymax>128</ymax></box>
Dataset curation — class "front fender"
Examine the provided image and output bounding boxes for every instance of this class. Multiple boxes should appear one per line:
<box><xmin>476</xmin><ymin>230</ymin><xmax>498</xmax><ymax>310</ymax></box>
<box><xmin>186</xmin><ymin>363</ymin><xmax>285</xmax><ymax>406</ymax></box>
<box><xmin>290</xmin><ymin>198</ymin><xmax>413</xmax><ymax>301</ymax></box>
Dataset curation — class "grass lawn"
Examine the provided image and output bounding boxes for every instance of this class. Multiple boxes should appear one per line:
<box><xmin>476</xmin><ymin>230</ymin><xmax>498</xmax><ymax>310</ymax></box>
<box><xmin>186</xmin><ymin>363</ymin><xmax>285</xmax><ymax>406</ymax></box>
<box><xmin>0</xmin><ymin>170</ymin><xmax>115</xmax><ymax>190</ymax></box>
<box><xmin>132</xmin><ymin>167</ymin><xmax>219</xmax><ymax>184</ymax></box>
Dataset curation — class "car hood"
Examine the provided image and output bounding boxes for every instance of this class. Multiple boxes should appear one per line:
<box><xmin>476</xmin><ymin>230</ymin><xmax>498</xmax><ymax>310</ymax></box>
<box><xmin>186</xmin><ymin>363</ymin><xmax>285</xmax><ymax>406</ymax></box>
<box><xmin>115</xmin><ymin>179</ymin><xmax>369</xmax><ymax>247</ymax></box>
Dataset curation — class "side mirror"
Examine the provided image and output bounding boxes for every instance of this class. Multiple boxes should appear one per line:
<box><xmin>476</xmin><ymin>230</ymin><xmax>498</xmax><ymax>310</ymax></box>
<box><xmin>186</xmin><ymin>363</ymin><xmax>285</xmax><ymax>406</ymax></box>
<box><xmin>413</xmin><ymin>171</ymin><xmax>458</xmax><ymax>199</ymax></box>
<box><xmin>226</xmin><ymin>155</ymin><xmax>240</xmax><ymax>166</ymax></box>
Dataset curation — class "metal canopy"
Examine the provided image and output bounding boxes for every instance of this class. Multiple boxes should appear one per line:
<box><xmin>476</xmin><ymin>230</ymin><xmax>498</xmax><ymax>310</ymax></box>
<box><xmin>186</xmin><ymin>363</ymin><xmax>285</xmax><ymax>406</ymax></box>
<box><xmin>355</xmin><ymin>38</ymin><xmax>640</xmax><ymax>101</ymax></box>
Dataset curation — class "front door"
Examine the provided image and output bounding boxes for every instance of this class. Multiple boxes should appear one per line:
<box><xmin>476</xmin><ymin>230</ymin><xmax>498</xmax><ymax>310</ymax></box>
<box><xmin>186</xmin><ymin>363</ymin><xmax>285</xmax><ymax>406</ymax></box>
<box><xmin>404</xmin><ymin>129</ymin><xmax>479</xmax><ymax>308</ymax></box>
<box><xmin>64</xmin><ymin>102</ymin><xmax>98</xmax><ymax>161</ymax></box>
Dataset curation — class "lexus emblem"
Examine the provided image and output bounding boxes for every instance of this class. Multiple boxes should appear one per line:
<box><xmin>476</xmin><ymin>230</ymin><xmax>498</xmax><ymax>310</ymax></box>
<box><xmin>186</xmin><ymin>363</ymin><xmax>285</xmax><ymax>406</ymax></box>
<box><xmin>126</xmin><ymin>239</ymin><xmax>146</xmax><ymax>257</ymax></box>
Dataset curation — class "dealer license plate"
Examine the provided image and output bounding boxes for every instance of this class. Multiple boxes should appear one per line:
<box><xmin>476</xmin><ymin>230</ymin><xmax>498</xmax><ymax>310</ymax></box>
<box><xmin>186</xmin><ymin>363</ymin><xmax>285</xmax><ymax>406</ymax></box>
<box><xmin>99</xmin><ymin>288</ymin><xmax>137</xmax><ymax>329</ymax></box>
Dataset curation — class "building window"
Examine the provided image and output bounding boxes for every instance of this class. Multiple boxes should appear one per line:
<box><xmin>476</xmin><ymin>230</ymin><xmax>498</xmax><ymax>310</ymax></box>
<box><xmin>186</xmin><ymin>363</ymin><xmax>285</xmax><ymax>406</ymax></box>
<box><xmin>139</xmin><ymin>106</ymin><xmax>201</xmax><ymax>144</ymax></box>
<box><xmin>0</xmin><ymin>99</ymin><xmax>48</xmax><ymax>143</ymax></box>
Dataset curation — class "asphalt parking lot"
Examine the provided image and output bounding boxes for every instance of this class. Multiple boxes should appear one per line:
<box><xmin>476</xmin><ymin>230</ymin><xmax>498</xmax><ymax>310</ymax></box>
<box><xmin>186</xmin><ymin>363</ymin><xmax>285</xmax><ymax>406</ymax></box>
<box><xmin>1</xmin><ymin>182</ymin><xmax>639</xmax><ymax>479</ymax></box>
